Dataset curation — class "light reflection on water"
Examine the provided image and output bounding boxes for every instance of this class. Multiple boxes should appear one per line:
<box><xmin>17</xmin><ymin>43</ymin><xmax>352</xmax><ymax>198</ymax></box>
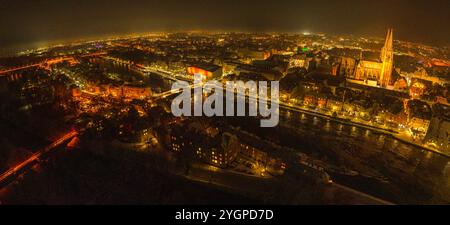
<box><xmin>279</xmin><ymin>108</ymin><xmax>450</xmax><ymax>203</ymax></box>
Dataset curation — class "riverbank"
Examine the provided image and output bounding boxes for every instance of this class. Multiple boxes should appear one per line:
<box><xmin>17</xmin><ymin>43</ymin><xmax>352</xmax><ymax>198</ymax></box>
<box><xmin>280</xmin><ymin>102</ymin><xmax>450</xmax><ymax>158</ymax></box>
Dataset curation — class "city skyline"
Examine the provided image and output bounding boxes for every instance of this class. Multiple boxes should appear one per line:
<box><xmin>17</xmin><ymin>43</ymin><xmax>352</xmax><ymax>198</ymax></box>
<box><xmin>0</xmin><ymin>0</ymin><xmax>449</xmax><ymax>208</ymax></box>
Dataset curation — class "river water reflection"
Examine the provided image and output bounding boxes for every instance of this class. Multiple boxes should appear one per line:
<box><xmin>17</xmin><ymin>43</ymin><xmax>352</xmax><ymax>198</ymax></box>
<box><xmin>279</xmin><ymin>108</ymin><xmax>450</xmax><ymax>204</ymax></box>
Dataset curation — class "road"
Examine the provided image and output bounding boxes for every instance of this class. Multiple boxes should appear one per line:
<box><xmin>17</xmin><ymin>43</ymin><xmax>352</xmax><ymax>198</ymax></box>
<box><xmin>0</xmin><ymin>130</ymin><xmax>78</xmax><ymax>188</ymax></box>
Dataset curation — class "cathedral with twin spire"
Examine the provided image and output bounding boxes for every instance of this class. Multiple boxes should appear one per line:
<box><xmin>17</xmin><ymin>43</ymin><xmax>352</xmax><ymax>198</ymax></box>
<box><xmin>340</xmin><ymin>29</ymin><xmax>394</xmax><ymax>88</ymax></box>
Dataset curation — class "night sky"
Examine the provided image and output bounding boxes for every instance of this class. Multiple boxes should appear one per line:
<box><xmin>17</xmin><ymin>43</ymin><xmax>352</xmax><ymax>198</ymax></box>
<box><xmin>0</xmin><ymin>0</ymin><xmax>449</xmax><ymax>51</ymax></box>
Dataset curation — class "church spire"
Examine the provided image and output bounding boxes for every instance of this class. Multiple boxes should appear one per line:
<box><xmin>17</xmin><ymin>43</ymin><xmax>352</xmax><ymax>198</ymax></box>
<box><xmin>385</xmin><ymin>28</ymin><xmax>393</xmax><ymax>50</ymax></box>
<box><xmin>380</xmin><ymin>28</ymin><xmax>394</xmax><ymax>87</ymax></box>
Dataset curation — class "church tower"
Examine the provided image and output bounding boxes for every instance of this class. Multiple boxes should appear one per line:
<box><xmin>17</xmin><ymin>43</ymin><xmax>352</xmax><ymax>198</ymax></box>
<box><xmin>380</xmin><ymin>28</ymin><xmax>394</xmax><ymax>87</ymax></box>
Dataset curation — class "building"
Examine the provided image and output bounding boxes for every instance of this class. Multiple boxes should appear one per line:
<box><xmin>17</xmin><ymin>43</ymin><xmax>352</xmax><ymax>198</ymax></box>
<box><xmin>425</xmin><ymin>117</ymin><xmax>450</xmax><ymax>151</ymax></box>
<box><xmin>408</xmin><ymin>117</ymin><xmax>431</xmax><ymax>135</ymax></box>
<box><xmin>208</xmin><ymin>132</ymin><xmax>240</xmax><ymax>167</ymax></box>
<box><xmin>339</xmin><ymin>57</ymin><xmax>357</xmax><ymax>78</ymax></box>
<box><xmin>347</xmin><ymin>29</ymin><xmax>394</xmax><ymax>87</ymax></box>
<box><xmin>393</xmin><ymin>77</ymin><xmax>408</xmax><ymax>90</ymax></box>
<box><xmin>222</xmin><ymin>61</ymin><xmax>240</xmax><ymax>76</ymax></box>
<box><xmin>187</xmin><ymin>63</ymin><xmax>222</xmax><ymax>80</ymax></box>
<box><xmin>235</xmin><ymin>63</ymin><xmax>283</xmax><ymax>81</ymax></box>
<box><xmin>304</xmin><ymin>95</ymin><xmax>317</xmax><ymax>107</ymax></box>
<box><xmin>168</xmin><ymin>122</ymin><xmax>239</xmax><ymax>167</ymax></box>
<box><xmin>288</xmin><ymin>53</ymin><xmax>309</xmax><ymax>69</ymax></box>
<box><xmin>405</xmin><ymin>99</ymin><xmax>432</xmax><ymax>137</ymax></box>
<box><xmin>379</xmin><ymin>28</ymin><xmax>395</xmax><ymax>86</ymax></box>
<box><xmin>239</xmin><ymin>143</ymin><xmax>268</xmax><ymax>164</ymax></box>
<box><xmin>237</xmin><ymin>49</ymin><xmax>271</xmax><ymax>62</ymax></box>
<box><xmin>409</xmin><ymin>81</ymin><xmax>427</xmax><ymax>98</ymax></box>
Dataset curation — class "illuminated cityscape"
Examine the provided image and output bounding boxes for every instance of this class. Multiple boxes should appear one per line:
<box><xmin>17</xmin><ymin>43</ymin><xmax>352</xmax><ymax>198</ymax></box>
<box><xmin>0</xmin><ymin>0</ymin><xmax>449</xmax><ymax>206</ymax></box>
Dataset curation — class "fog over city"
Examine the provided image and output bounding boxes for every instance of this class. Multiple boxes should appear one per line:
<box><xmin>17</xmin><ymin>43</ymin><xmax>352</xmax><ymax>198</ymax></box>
<box><xmin>0</xmin><ymin>0</ymin><xmax>449</xmax><ymax>52</ymax></box>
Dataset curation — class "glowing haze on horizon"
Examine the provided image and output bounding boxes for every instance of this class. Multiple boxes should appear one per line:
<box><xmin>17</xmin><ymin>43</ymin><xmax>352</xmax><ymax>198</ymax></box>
<box><xmin>0</xmin><ymin>0</ymin><xmax>449</xmax><ymax>51</ymax></box>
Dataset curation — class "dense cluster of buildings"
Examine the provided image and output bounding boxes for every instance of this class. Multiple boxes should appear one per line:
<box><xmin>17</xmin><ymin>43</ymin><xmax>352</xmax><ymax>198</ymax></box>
<box><xmin>74</xmin><ymin>83</ymin><xmax>152</xmax><ymax>100</ymax></box>
<box><xmin>165</xmin><ymin>118</ymin><xmax>285</xmax><ymax>174</ymax></box>
<box><xmin>1</xmin><ymin>30</ymin><xmax>449</xmax><ymax>155</ymax></box>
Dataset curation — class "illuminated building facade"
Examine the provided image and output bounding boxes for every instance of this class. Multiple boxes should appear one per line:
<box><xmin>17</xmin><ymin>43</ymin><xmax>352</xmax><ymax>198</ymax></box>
<box><xmin>288</xmin><ymin>54</ymin><xmax>308</xmax><ymax>69</ymax></box>
<box><xmin>348</xmin><ymin>29</ymin><xmax>394</xmax><ymax>87</ymax></box>
<box><xmin>222</xmin><ymin>61</ymin><xmax>240</xmax><ymax>76</ymax></box>
<box><xmin>405</xmin><ymin>99</ymin><xmax>432</xmax><ymax>137</ymax></box>
<box><xmin>379</xmin><ymin>28</ymin><xmax>394</xmax><ymax>87</ymax></box>
<box><xmin>195</xmin><ymin>132</ymin><xmax>239</xmax><ymax>167</ymax></box>
<box><xmin>237</xmin><ymin>49</ymin><xmax>271</xmax><ymax>63</ymax></box>
<box><xmin>408</xmin><ymin>117</ymin><xmax>431</xmax><ymax>135</ymax></box>
<box><xmin>409</xmin><ymin>82</ymin><xmax>427</xmax><ymax>98</ymax></box>
<box><xmin>187</xmin><ymin>64</ymin><xmax>222</xmax><ymax>80</ymax></box>
<box><xmin>168</xmin><ymin>123</ymin><xmax>239</xmax><ymax>168</ymax></box>
<box><xmin>426</xmin><ymin>117</ymin><xmax>450</xmax><ymax>151</ymax></box>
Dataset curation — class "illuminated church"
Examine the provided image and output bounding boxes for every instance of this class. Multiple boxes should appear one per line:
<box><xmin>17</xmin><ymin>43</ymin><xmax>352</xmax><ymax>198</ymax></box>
<box><xmin>340</xmin><ymin>29</ymin><xmax>394</xmax><ymax>87</ymax></box>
